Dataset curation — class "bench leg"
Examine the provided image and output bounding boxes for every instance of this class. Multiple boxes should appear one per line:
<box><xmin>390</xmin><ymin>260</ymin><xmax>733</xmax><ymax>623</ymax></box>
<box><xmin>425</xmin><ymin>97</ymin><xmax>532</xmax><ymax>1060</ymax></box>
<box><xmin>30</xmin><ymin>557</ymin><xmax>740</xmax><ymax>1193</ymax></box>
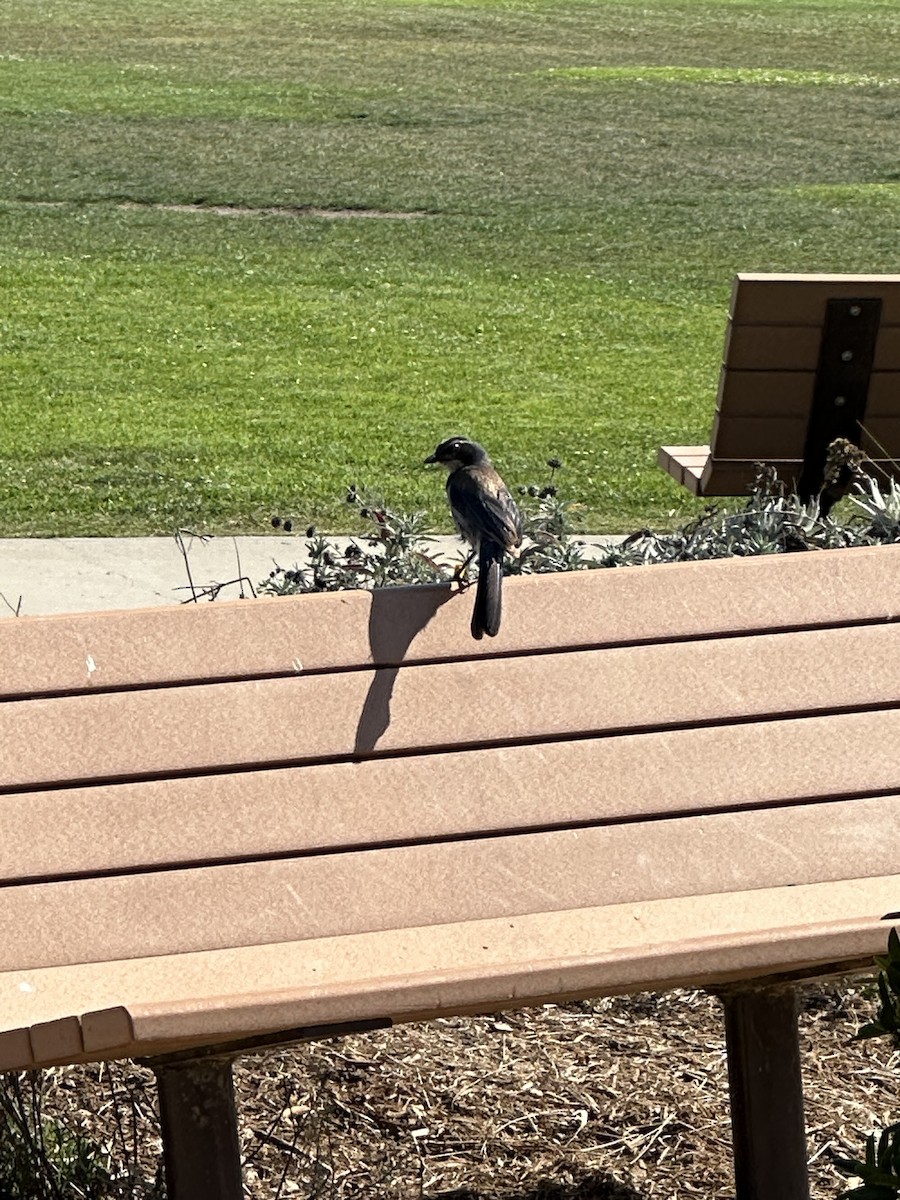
<box><xmin>153</xmin><ymin>1055</ymin><xmax>243</xmax><ymax>1200</ymax></box>
<box><xmin>720</xmin><ymin>986</ymin><xmax>810</xmax><ymax>1200</ymax></box>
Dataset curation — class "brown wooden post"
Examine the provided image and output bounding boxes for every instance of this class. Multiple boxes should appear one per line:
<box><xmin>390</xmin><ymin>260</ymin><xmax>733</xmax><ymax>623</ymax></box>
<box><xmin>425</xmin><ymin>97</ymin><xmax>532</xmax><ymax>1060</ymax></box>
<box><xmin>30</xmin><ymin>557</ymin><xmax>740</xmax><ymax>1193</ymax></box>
<box><xmin>153</xmin><ymin>1055</ymin><xmax>243</xmax><ymax>1200</ymax></box>
<box><xmin>720</xmin><ymin>985</ymin><xmax>809</xmax><ymax>1200</ymax></box>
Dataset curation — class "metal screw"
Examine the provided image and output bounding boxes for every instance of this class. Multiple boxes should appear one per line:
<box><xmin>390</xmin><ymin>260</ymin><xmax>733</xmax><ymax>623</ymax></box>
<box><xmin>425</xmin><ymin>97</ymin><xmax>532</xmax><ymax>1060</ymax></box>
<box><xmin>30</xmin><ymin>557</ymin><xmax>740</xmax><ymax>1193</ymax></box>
<box><xmin>834</xmin><ymin>395</ymin><xmax>847</xmax><ymax>407</ymax></box>
<box><xmin>841</xmin><ymin>349</ymin><xmax>853</xmax><ymax>362</ymax></box>
<box><xmin>849</xmin><ymin>305</ymin><xmax>862</xmax><ymax>316</ymax></box>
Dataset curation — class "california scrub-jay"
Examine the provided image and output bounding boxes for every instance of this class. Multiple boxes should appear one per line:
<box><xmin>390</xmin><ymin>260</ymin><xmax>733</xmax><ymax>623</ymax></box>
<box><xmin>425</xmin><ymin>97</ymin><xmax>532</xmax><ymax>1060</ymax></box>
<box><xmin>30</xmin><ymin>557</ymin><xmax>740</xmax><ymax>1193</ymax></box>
<box><xmin>425</xmin><ymin>437</ymin><xmax>523</xmax><ymax>639</ymax></box>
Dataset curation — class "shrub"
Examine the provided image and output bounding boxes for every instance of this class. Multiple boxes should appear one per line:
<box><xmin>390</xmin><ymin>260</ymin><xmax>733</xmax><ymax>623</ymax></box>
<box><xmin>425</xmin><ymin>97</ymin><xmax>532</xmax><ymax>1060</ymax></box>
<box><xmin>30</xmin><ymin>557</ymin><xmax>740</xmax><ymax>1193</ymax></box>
<box><xmin>258</xmin><ymin>460</ymin><xmax>900</xmax><ymax>597</ymax></box>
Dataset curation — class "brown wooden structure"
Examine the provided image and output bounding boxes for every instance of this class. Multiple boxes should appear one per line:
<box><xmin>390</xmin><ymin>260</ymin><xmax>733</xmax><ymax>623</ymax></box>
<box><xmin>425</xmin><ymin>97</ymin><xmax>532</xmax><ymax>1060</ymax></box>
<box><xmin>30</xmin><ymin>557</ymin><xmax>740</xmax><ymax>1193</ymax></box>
<box><xmin>3</xmin><ymin>551</ymin><xmax>900</xmax><ymax>1198</ymax></box>
<box><xmin>659</xmin><ymin>272</ymin><xmax>900</xmax><ymax>499</ymax></box>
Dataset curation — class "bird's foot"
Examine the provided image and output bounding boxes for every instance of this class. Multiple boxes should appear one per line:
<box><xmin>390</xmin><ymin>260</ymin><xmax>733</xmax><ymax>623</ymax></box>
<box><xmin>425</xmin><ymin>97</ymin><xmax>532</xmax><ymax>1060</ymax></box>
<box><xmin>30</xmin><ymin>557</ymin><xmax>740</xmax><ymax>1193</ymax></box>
<box><xmin>452</xmin><ymin>562</ymin><xmax>473</xmax><ymax>592</ymax></box>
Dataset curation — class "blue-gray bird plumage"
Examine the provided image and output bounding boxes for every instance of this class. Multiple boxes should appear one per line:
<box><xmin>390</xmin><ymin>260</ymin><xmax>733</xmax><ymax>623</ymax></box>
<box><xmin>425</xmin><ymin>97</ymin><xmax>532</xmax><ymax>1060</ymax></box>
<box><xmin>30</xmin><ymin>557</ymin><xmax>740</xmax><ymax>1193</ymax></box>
<box><xmin>425</xmin><ymin>437</ymin><xmax>523</xmax><ymax>638</ymax></box>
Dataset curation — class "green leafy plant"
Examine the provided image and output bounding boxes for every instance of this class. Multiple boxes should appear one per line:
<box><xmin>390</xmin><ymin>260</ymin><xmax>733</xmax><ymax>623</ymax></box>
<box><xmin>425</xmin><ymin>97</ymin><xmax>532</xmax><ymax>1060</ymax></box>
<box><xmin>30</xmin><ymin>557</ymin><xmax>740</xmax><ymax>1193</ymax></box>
<box><xmin>834</xmin><ymin>929</ymin><xmax>900</xmax><ymax>1198</ymax></box>
<box><xmin>835</xmin><ymin>1125</ymin><xmax>900</xmax><ymax>1200</ymax></box>
<box><xmin>0</xmin><ymin>1072</ymin><xmax>116</xmax><ymax>1200</ymax></box>
<box><xmin>856</xmin><ymin>928</ymin><xmax>900</xmax><ymax>1046</ymax></box>
<box><xmin>849</xmin><ymin>476</ymin><xmax>900</xmax><ymax>543</ymax></box>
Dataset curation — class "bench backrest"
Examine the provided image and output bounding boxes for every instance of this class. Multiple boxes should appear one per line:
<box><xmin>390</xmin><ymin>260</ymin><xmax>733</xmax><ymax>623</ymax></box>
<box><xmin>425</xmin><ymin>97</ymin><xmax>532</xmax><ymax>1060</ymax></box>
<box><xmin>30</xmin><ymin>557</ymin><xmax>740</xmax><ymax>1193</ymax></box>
<box><xmin>661</xmin><ymin>272</ymin><xmax>900</xmax><ymax>496</ymax></box>
<box><xmin>2</xmin><ymin>548</ymin><xmax>900</xmax><ymax>1070</ymax></box>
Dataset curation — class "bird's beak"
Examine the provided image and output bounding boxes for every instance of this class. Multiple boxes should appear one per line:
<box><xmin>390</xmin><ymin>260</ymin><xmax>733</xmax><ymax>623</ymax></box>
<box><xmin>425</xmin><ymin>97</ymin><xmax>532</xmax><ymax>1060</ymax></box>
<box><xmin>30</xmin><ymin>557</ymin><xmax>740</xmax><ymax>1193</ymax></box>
<box><xmin>424</xmin><ymin>453</ymin><xmax>438</xmax><ymax>465</ymax></box>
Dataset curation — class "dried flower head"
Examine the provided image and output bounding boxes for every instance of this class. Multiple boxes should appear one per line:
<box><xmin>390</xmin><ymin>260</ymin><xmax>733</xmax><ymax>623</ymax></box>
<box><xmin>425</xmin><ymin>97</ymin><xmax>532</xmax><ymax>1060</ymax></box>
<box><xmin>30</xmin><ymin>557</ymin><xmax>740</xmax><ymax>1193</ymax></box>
<box><xmin>823</xmin><ymin>437</ymin><xmax>866</xmax><ymax>488</ymax></box>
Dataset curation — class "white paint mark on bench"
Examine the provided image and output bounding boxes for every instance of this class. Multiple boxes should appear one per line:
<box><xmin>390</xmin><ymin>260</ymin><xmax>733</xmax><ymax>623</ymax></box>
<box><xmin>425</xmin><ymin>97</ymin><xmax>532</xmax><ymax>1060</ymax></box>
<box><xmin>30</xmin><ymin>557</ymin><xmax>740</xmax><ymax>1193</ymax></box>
<box><xmin>285</xmin><ymin>884</ymin><xmax>311</xmax><ymax>916</ymax></box>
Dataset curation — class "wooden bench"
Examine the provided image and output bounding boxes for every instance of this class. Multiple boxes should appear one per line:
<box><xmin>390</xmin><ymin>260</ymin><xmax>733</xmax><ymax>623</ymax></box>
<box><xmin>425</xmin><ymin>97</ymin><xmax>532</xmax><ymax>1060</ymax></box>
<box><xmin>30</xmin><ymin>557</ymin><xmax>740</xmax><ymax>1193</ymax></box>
<box><xmin>660</xmin><ymin>272</ymin><xmax>900</xmax><ymax>502</ymax></box>
<box><xmin>3</xmin><ymin>547</ymin><xmax>900</xmax><ymax>1200</ymax></box>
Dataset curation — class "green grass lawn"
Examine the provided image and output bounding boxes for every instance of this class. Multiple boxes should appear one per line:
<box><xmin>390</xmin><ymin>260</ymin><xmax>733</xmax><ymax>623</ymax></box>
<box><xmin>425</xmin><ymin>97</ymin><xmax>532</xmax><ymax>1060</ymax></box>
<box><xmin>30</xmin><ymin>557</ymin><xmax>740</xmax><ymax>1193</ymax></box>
<box><xmin>2</xmin><ymin>0</ymin><xmax>899</xmax><ymax>535</ymax></box>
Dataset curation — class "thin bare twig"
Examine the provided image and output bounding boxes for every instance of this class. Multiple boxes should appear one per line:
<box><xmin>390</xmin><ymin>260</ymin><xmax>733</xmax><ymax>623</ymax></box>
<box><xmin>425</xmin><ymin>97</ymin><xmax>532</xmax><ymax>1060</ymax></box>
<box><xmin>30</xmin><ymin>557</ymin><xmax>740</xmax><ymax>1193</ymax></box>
<box><xmin>174</xmin><ymin>531</ymin><xmax>256</xmax><ymax>604</ymax></box>
<box><xmin>173</xmin><ymin>575</ymin><xmax>257</xmax><ymax>604</ymax></box>
<box><xmin>857</xmin><ymin>421</ymin><xmax>900</xmax><ymax>481</ymax></box>
<box><xmin>174</xmin><ymin>529</ymin><xmax>212</xmax><ymax>604</ymax></box>
<box><xmin>0</xmin><ymin>590</ymin><xmax>23</xmax><ymax>616</ymax></box>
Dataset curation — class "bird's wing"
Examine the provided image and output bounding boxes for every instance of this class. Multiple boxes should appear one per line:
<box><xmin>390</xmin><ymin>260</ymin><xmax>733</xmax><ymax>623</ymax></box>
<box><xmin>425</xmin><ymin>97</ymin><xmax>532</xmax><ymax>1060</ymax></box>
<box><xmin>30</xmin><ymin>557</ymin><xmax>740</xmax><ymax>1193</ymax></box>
<box><xmin>448</xmin><ymin>468</ymin><xmax>523</xmax><ymax>551</ymax></box>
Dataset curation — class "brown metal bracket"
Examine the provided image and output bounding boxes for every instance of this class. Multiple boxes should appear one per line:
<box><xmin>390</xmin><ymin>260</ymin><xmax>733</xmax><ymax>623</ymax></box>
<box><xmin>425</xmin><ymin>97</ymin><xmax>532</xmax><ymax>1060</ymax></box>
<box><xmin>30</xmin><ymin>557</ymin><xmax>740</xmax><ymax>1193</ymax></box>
<box><xmin>797</xmin><ymin>297</ymin><xmax>882</xmax><ymax>503</ymax></box>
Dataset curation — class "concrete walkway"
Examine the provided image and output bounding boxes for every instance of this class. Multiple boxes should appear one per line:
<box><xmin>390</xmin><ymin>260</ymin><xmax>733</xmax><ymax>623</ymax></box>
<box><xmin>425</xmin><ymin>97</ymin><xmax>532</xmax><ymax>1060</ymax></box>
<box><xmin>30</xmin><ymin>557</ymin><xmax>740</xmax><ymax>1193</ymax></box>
<box><xmin>0</xmin><ymin>536</ymin><xmax>296</xmax><ymax>616</ymax></box>
<box><xmin>0</xmin><ymin>534</ymin><xmax>620</xmax><ymax>617</ymax></box>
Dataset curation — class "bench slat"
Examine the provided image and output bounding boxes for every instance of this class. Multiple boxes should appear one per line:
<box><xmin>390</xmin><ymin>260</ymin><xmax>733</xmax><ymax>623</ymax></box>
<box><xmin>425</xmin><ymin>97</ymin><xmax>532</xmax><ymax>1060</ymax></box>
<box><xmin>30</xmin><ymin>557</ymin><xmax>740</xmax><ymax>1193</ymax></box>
<box><xmin>716</xmin><ymin>369</ymin><xmax>900</xmax><ymax>417</ymax></box>
<box><xmin>709</xmin><ymin>414</ymin><xmax>809</xmax><ymax>459</ymax></box>
<box><xmin>730</xmin><ymin>273</ymin><xmax>900</xmax><ymax>325</ymax></box>
<box><xmin>710</xmin><ymin>414</ymin><xmax>900</xmax><ymax>460</ymax></box>
<box><xmin>657</xmin><ymin>445</ymin><xmax>710</xmax><ymax>489</ymax></box>
<box><xmin>3</xmin><ymin>793</ymin><xmax>899</xmax><ymax>975</ymax></box>
<box><xmin>3</xmin><ymin>546</ymin><xmax>899</xmax><ymax>700</ymax></box>
<box><xmin>661</xmin><ymin>450</ymin><xmax>900</xmax><ymax>496</ymax></box>
<box><xmin>5</xmin><ymin>706</ymin><xmax>900</xmax><ymax>883</ymax></box>
<box><xmin>4</xmin><ymin>621</ymin><xmax>900</xmax><ymax>791</ymax></box>
<box><xmin>0</xmin><ymin>589</ymin><xmax>375</xmax><ymax>699</ymax></box>
<box><xmin>725</xmin><ymin>324</ymin><xmax>900</xmax><ymax>372</ymax></box>
<box><xmin>661</xmin><ymin>450</ymin><xmax>849</xmax><ymax>496</ymax></box>
<box><xmin>3</xmin><ymin>873</ymin><xmax>896</xmax><ymax>1070</ymax></box>
<box><xmin>659</xmin><ymin>448</ymin><xmax>803</xmax><ymax>496</ymax></box>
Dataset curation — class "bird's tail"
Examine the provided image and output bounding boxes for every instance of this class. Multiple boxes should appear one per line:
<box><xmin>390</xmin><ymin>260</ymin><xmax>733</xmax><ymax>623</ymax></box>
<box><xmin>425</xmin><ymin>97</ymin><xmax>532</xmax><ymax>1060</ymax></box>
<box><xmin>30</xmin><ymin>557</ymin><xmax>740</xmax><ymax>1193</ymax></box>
<box><xmin>472</xmin><ymin>541</ymin><xmax>503</xmax><ymax>639</ymax></box>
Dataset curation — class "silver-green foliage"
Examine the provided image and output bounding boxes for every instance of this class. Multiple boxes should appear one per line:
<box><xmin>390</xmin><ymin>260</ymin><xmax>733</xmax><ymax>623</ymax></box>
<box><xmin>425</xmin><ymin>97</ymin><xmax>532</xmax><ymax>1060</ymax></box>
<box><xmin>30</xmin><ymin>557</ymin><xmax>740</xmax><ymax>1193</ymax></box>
<box><xmin>259</xmin><ymin>465</ymin><xmax>900</xmax><ymax>595</ymax></box>
<box><xmin>259</xmin><ymin>462</ymin><xmax>590</xmax><ymax>595</ymax></box>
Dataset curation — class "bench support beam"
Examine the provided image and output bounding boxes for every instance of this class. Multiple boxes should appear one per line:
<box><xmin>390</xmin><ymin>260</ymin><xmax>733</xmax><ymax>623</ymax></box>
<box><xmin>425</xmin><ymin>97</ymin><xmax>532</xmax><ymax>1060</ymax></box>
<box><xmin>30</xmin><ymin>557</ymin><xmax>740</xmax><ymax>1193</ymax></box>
<box><xmin>798</xmin><ymin>296</ymin><xmax>881</xmax><ymax>507</ymax></box>
<box><xmin>720</xmin><ymin>985</ymin><xmax>809</xmax><ymax>1200</ymax></box>
<box><xmin>153</xmin><ymin>1055</ymin><xmax>243</xmax><ymax>1200</ymax></box>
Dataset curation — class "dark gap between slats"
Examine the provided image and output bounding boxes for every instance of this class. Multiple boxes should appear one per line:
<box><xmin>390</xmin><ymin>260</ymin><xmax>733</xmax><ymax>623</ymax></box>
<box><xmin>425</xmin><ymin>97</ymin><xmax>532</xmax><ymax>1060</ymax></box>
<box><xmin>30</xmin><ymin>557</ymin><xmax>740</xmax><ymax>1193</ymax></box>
<box><xmin>4</xmin><ymin>698</ymin><xmax>900</xmax><ymax>799</ymax></box>
<box><xmin>3</xmin><ymin>777</ymin><xmax>900</xmax><ymax>891</ymax></box>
